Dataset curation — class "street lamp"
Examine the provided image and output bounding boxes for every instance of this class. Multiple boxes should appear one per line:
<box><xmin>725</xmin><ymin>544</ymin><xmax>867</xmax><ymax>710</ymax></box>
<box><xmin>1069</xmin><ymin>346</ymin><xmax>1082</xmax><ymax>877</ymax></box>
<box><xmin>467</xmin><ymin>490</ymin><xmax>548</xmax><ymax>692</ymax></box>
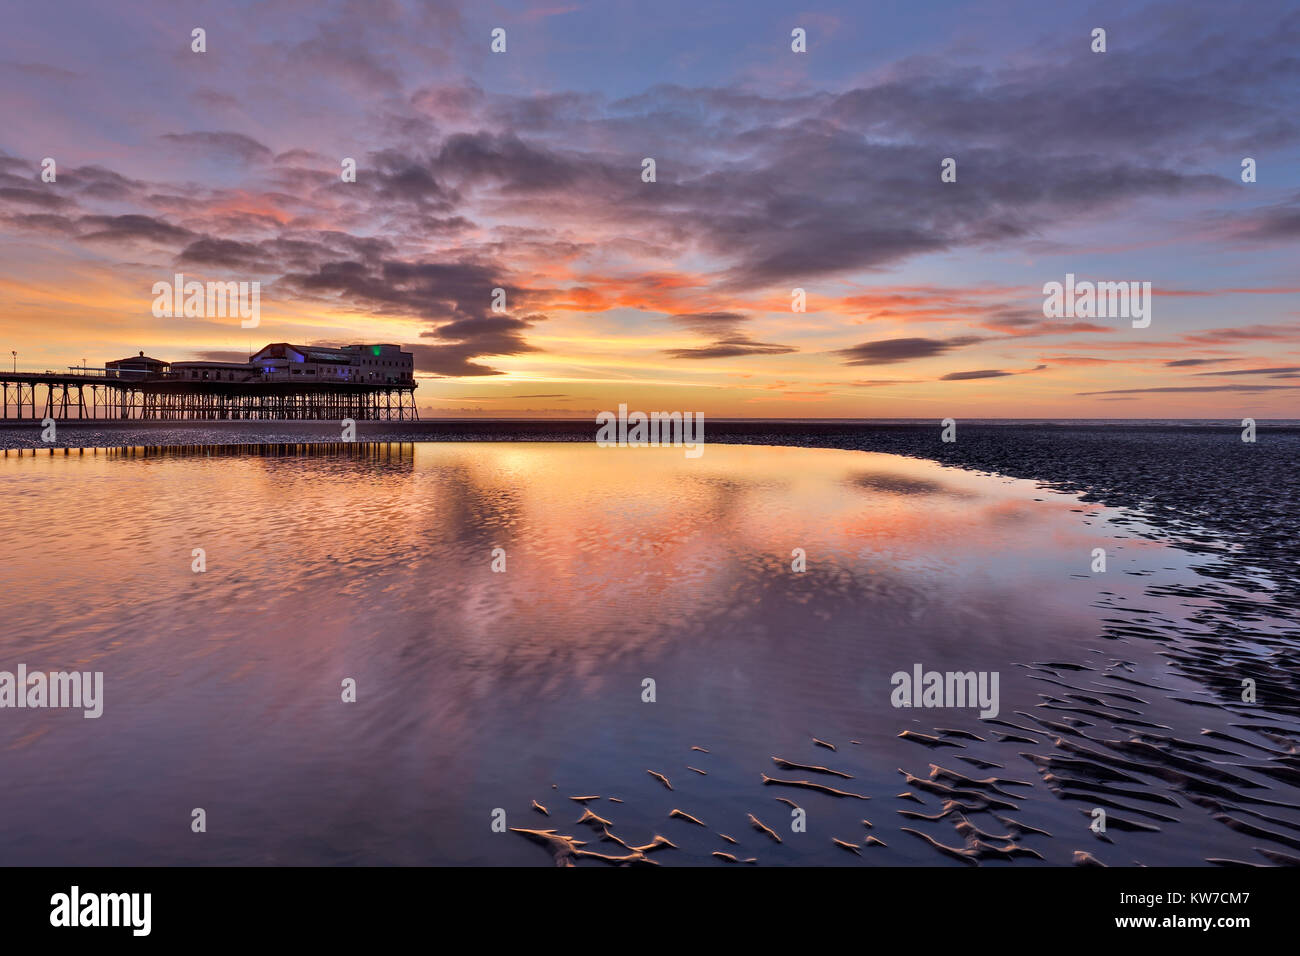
<box><xmin>10</xmin><ymin>351</ymin><xmax>15</xmax><ymax>374</ymax></box>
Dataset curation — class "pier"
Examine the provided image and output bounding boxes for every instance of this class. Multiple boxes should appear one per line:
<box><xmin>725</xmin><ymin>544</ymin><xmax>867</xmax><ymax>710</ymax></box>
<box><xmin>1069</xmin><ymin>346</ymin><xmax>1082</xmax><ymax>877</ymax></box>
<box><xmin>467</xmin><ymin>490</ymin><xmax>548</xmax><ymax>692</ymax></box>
<box><xmin>0</xmin><ymin>343</ymin><xmax>419</xmax><ymax>421</ymax></box>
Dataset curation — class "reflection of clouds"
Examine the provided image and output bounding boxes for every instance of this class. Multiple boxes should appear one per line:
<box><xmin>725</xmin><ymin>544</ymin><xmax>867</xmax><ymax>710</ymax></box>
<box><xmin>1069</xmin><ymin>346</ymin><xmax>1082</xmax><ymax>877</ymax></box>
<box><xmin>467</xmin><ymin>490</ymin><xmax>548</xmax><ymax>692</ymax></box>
<box><xmin>0</xmin><ymin>443</ymin><xmax>1122</xmax><ymax>704</ymax></box>
<box><xmin>981</xmin><ymin>500</ymin><xmax>1036</xmax><ymax>524</ymax></box>
<box><xmin>844</xmin><ymin>471</ymin><xmax>972</xmax><ymax>498</ymax></box>
<box><xmin>5</xmin><ymin>436</ymin><xmax>1253</xmax><ymax>866</ymax></box>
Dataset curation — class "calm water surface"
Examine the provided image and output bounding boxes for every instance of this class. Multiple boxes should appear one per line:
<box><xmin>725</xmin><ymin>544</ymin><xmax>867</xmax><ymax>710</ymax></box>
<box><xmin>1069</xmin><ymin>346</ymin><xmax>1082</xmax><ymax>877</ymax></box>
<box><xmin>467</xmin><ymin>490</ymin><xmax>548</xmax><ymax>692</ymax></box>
<box><xmin>1</xmin><ymin>442</ymin><xmax>1296</xmax><ymax>865</ymax></box>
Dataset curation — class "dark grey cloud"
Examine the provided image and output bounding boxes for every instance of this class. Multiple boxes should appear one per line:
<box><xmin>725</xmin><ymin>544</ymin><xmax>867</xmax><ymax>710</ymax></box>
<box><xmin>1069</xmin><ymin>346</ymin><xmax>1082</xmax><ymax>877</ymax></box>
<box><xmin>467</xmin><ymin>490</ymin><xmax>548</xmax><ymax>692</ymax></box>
<box><xmin>653</xmin><ymin>128</ymin><xmax>1230</xmax><ymax>291</ymax></box>
<box><xmin>1193</xmin><ymin>366</ymin><xmax>1300</xmax><ymax>376</ymax></box>
<box><xmin>1079</xmin><ymin>385</ymin><xmax>1300</xmax><ymax>395</ymax></box>
<box><xmin>1229</xmin><ymin>192</ymin><xmax>1300</xmax><ymax>242</ymax></box>
<box><xmin>77</xmin><ymin>214</ymin><xmax>195</xmax><ymax>244</ymax></box>
<box><xmin>59</xmin><ymin>164</ymin><xmax>146</xmax><ymax>201</ymax></box>
<box><xmin>941</xmin><ymin>364</ymin><xmax>1047</xmax><ymax>381</ymax></box>
<box><xmin>278</xmin><ymin>257</ymin><xmax>495</xmax><ymax>317</ymax></box>
<box><xmin>436</xmin><ymin>132</ymin><xmax>596</xmax><ymax>192</ymax></box>
<box><xmin>838</xmin><ymin>336</ymin><xmax>984</xmax><ymax>366</ymax></box>
<box><xmin>486</xmin><ymin>91</ymin><xmax>603</xmax><ymax>132</ymax></box>
<box><xmin>406</xmin><ymin>338</ymin><xmax>532</xmax><ymax>378</ymax></box>
<box><xmin>822</xmin><ymin>4</ymin><xmax>1300</xmax><ymax>163</ymax></box>
<box><xmin>0</xmin><ymin>212</ymin><xmax>77</xmax><ymax>233</ymax></box>
<box><xmin>431</xmin><ymin>314</ymin><xmax>536</xmax><ymax>343</ymax></box>
<box><xmin>975</xmin><ymin>307</ymin><xmax>1114</xmax><ymax>337</ymax></box>
<box><xmin>178</xmin><ymin>237</ymin><xmax>267</xmax><ymax>269</ymax></box>
<box><xmin>940</xmin><ymin>369</ymin><xmax>1014</xmax><ymax>381</ymax></box>
<box><xmin>1184</xmin><ymin>324</ymin><xmax>1300</xmax><ymax>343</ymax></box>
<box><xmin>667</xmin><ymin>312</ymin><xmax>748</xmax><ymax>336</ymax></box>
<box><xmin>449</xmin><ymin>392</ymin><xmax>569</xmax><ymax>399</ymax></box>
<box><xmin>663</xmin><ymin>311</ymin><xmax>796</xmax><ymax>360</ymax></box>
<box><xmin>369</xmin><ymin>149</ymin><xmax>460</xmax><ymax>210</ymax></box>
<box><xmin>665</xmin><ymin>340</ymin><xmax>797</xmax><ymax>360</ymax></box>
<box><xmin>0</xmin><ymin>186</ymin><xmax>69</xmax><ymax>208</ymax></box>
<box><xmin>174</xmin><ymin>231</ymin><xmax>398</xmax><ymax>273</ymax></box>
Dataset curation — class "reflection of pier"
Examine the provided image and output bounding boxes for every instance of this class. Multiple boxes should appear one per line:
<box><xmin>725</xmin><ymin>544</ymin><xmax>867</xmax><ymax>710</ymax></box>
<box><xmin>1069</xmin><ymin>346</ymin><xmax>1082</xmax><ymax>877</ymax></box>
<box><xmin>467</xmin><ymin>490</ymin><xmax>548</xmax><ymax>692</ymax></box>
<box><xmin>1</xmin><ymin>342</ymin><xmax>419</xmax><ymax>421</ymax></box>
<box><xmin>2</xmin><ymin>442</ymin><xmax>418</xmax><ymax>462</ymax></box>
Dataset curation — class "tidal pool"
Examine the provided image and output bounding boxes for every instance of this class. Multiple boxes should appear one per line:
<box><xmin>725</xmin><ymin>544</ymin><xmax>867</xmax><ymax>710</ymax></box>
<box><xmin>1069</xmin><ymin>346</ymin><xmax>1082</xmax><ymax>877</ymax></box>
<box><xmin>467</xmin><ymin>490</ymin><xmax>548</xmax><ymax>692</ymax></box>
<box><xmin>0</xmin><ymin>442</ymin><xmax>1295</xmax><ymax>866</ymax></box>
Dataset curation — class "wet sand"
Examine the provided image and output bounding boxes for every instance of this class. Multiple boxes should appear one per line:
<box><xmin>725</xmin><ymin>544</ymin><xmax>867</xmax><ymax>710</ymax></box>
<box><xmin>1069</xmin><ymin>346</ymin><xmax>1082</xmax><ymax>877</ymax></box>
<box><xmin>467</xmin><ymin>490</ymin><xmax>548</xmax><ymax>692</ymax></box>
<box><xmin>1</xmin><ymin>428</ymin><xmax>1297</xmax><ymax>866</ymax></box>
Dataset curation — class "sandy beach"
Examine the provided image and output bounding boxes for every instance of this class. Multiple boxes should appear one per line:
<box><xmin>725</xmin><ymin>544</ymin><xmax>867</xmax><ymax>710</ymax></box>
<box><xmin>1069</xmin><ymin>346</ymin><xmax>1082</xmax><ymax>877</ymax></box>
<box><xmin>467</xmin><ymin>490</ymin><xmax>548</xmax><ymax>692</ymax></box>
<box><xmin>2</xmin><ymin>427</ymin><xmax>1296</xmax><ymax>866</ymax></box>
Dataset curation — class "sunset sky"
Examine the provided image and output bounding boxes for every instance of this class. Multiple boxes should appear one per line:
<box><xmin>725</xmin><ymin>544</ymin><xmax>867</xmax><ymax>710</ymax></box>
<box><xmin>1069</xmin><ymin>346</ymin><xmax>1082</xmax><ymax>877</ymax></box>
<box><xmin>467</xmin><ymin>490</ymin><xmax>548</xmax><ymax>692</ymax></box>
<box><xmin>1</xmin><ymin>0</ymin><xmax>1298</xmax><ymax>418</ymax></box>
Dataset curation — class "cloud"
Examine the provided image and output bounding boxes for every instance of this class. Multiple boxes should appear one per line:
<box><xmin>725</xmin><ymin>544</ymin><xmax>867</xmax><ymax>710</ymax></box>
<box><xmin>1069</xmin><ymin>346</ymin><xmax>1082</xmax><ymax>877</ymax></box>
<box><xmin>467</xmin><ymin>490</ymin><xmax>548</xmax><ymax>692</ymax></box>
<box><xmin>413</xmin><ymin>311</ymin><xmax>545</xmax><ymax>377</ymax></box>
<box><xmin>0</xmin><ymin>186</ymin><xmax>70</xmax><ymax>209</ymax></box>
<box><xmin>160</xmin><ymin>132</ymin><xmax>274</xmax><ymax>164</ymax></box>
<box><xmin>978</xmin><ymin>309</ymin><xmax>1114</xmax><ymax>337</ymax></box>
<box><xmin>368</xmin><ymin>149</ymin><xmax>460</xmax><ymax>210</ymax></box>
<box><xmin>59</xmin><ymin>164</ymin><xmax>146</xmax><ymax>201</ymax></box>
<box><xmin>940</xmin><ymin>369</ymin><xmax>1013</xmax><ymax>381</ymax></box>
<box><xmin>663</xmin><ymin>311</ymin><xmax>796</xmax><ymax>360</ymax></box>
<box><xmin>435</xmin><ymin>131</ymin><xmax>595</xmax><ymax>192</ymax></box>
<box><xmin>280</xmin><ymin>258</ymin><xmax>495</xmax><ymax>319</ymax></box>
<box><xmin>1183</xmin><ymin>324</ymin><xmax>1300</xmax><ymax>344</ymax></box>
<box><xmin>1078</xmin><ymin>385</ymin><xmax>1300</xmax><ymax>395</ymax></box>
<box><xmin>1193</xmin><ymin>366</ymin><xmax>1300</xmax><ymax>376</ymax></box>
<box><xmin>1040</xmin><ymin>355</ymin><xmax>1118</xmax><ymax>366</ymax></box>
<box><xmin>940</xmin><ymin>364</ymin><xmax>1047</xmax><ymax>381</ymax></box>
<box><xmin>837</xmin><ymin>336</ymin><xmax>983</xmax><ymax>366</ymax></box>
<box><xmin>448</xmin><ymin>392</ymin><xmax>568</xmax><ymax>399</ymax></box>
<box><xmin>1226</xmin><ymin>192</ymin><xmax>1300</xmax><ymax>243</ymax></box>
<box><xmin>178</xmin><ymin>238</ymin><xmax>269</xmax><ymax>270</ymax></box>
<box><xmin>845</xmin><ymin>379</ymin><xmax>921</xmax><ymax>387</ymax></box>
<box><xmin>77</xmin><ymin>214</ymin><xmax>195</xmax><ymax>244</ymax></box>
